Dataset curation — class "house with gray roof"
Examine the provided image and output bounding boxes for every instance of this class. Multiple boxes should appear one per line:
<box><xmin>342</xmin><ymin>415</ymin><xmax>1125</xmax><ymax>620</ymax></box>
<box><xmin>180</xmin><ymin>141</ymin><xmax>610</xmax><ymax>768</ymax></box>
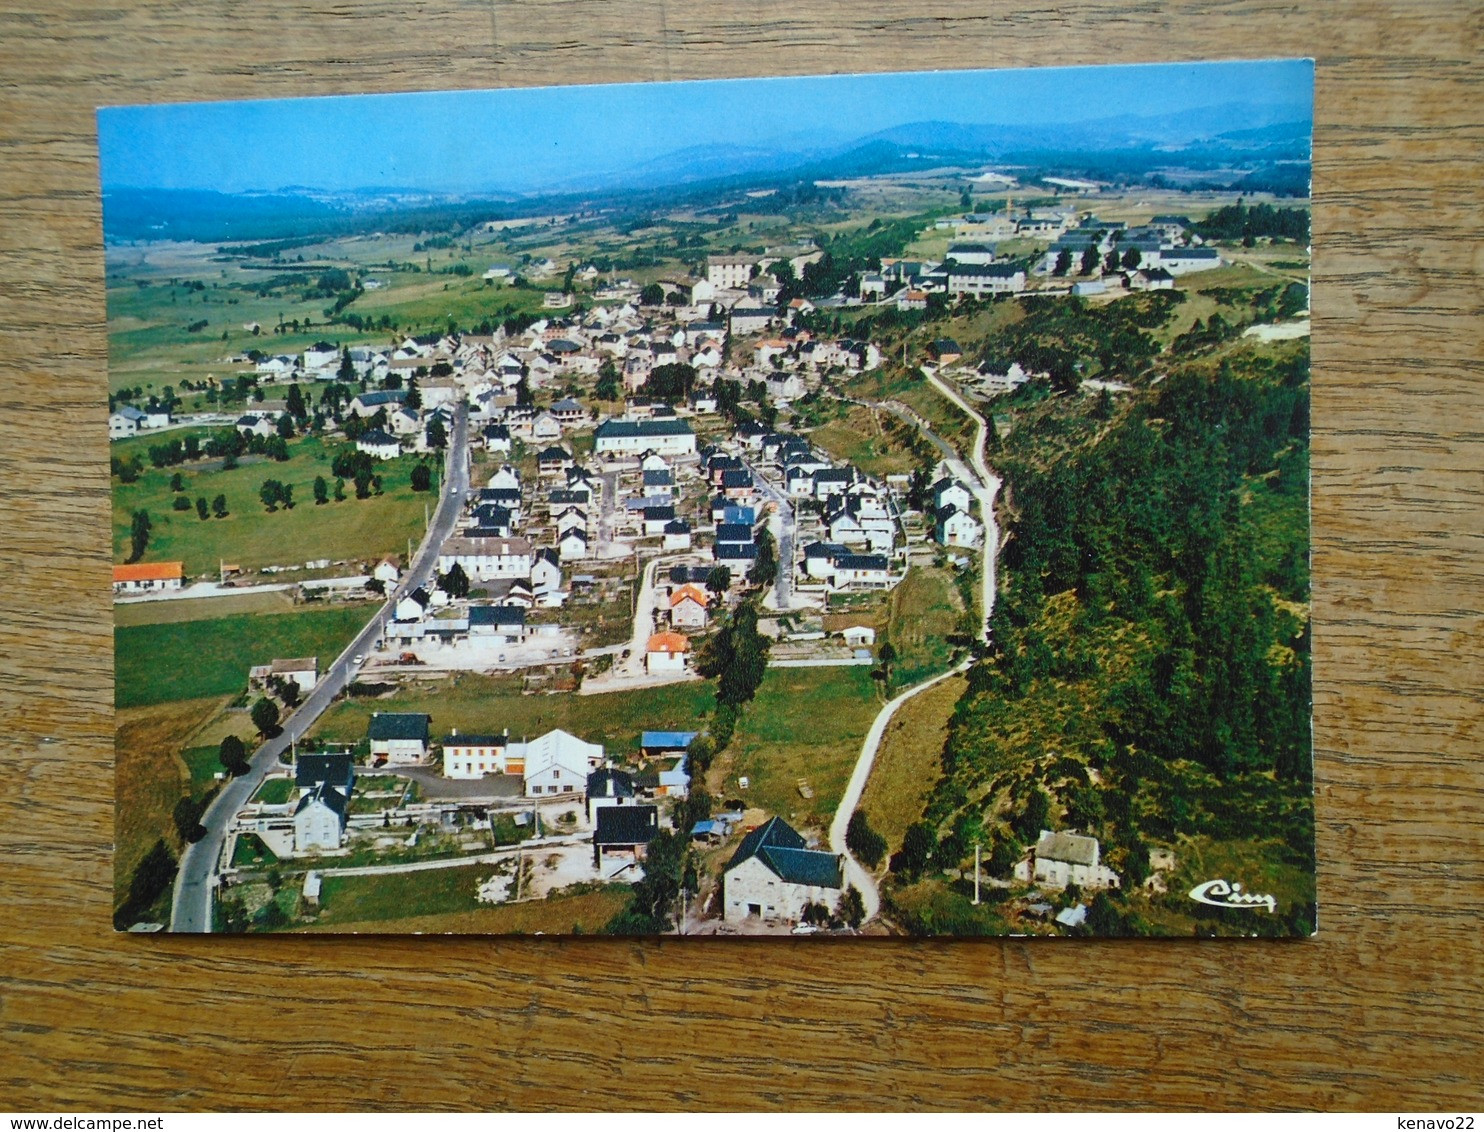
<box><xmin>722</xmin><ymin>816</ymin><xmax>844</xmax><ymax>924</ymax></box>
<box><xmin>1013</xmin><ymin>829</ymin><xmax>1122</xmax><ymax>891</ymax></box>
<box><xmin>367</xmin><ymin>712</ymin><xmax>431</xmax><ymax>765</ymax></box>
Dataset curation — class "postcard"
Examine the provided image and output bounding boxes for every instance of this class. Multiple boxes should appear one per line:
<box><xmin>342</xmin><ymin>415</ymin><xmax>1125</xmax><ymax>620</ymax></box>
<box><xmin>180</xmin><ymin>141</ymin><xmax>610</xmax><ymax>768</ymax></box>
<box><xmin>103</xmin><ymin>59</ymin><xmax>1314</xmax><ymax>936</ymax></box>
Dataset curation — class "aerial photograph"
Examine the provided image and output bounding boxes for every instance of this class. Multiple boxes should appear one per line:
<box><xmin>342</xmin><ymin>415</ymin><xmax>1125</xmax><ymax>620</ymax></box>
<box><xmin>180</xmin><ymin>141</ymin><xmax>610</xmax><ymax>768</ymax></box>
<box><xmin>103</xmin><ymin>59</ymin><xmax>1315</xmax><ymax>937</ymax></box>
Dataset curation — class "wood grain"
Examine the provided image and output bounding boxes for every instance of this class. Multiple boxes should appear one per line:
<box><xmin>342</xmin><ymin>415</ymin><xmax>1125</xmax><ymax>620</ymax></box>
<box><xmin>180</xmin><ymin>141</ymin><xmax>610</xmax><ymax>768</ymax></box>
<box><xmin>1</xmin><ymin>0</ymin><xmax>1480</xmax><ymax>1111</ymax></box>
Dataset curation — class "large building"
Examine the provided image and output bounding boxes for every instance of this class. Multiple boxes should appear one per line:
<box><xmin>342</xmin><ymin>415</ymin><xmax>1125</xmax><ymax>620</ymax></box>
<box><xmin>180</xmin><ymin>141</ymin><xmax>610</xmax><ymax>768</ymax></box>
<box><xmin>722</xmin><ymin>817</ymin><xmax>844</xmax><ymax>924</ymax></box>
<box><xmin>706</xmin><ymin>253</ymin><xmax>759</xmax><ymax>289</ymax></box>
<box><xmin>436</xmin><ymin>536</ymin><xmax>534</xmax><ymax>581</ymax></box>
<box><xmin>593</xmin><ymin>417</ymin><xmax>697</xmax><ymax>457</ymax></box>
<box><xmin>946</xmin><ymin>263</ymin><xmax>1027</xmax><ymax>297</ymax></box>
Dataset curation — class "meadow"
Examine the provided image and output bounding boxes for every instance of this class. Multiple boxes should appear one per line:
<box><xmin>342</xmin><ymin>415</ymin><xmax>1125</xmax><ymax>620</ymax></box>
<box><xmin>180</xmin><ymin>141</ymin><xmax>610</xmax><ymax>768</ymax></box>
<box><xmin>115</xmin><ymin>604</ymin><xmax>371</xmax><ymax>709</ymax></box>
<box><xmin>111</xmin><ymin>434</ymin><xmax>435</xmax><ymax>575</ymax></box>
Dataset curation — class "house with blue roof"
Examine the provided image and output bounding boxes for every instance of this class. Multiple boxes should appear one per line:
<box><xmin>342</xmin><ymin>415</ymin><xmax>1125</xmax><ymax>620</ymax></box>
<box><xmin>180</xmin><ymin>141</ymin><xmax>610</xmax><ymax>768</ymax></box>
<box><xmin>722</xmin><ymin>816</ymin><xmax>844</xmax><ymax>924</ymax></box>
<box><xmin>641</xmin><ymin>731</ymin><xmax>697</xmax><ymax>760</ymax></box>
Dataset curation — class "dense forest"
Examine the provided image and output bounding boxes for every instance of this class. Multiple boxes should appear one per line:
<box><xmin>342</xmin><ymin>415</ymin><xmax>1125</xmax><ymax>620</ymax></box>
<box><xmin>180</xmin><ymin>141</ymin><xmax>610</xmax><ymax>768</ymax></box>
<box><xmin>901</xmin><ymin>297</ymin><xmax>1314</xmax><ymax>937</ymax></box>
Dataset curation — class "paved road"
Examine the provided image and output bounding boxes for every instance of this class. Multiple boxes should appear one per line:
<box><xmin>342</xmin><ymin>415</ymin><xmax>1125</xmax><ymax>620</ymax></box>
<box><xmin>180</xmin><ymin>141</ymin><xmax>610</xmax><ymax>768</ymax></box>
<box><xmin>740</xmin><ymin>457</ymin><xmax>796</xmax><ymax>609</ymax></box>
<box><xmin>170</xmin><ymin>406</ymin><xmax>470</xmax><ymax>932</ymax></box>
<box><xmin>826</xmin><ymin>370</ymin><xmax>1003</xmax><ymax>927</ymax></box>
<box><xmin>828</xmin><ymin>663</ymin><xmax>969</xmax><ymax>923</ymax></box>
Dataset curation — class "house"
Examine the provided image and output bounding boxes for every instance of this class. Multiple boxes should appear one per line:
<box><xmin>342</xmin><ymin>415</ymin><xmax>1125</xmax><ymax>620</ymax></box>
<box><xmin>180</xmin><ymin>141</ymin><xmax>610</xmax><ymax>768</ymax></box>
<box><xmin>720</xmin><ymin>468</ymin><xmax>754</xmax><ymax>501</ymax></box>
<box><xmin>1126</xmin><ymin>267</ymin><xmax>1176</xmax><ymax>291</ymax></box>
<box><xmin>641</xmin><ymin>730</ymin><xmax>697</xmax><ymax>762</ymax></box>
<box><xmin>112</xmin><ymin>561</ymin><xmax>184</xmax><ymax>595</ymax></box>
<box><xmin>235</xmin><ymin>412</ymin><xmax>279</xmax><ymax>439</ymax></box>
<box><xmin>483</xmin><ymin>423</ymin><xmax>513</xmax><ymax>452</ymax></box>
<box><xmin>531</xmin><ymin>411</ymin><xmax>562</xmax><ymax>441</ymax></box>
<box><xmin>437</xmin><ymin>536</ymin><xmax>533</xmax><ymax>581</ymax></box>
<box><xmin>373</xmin><ymin>557</ymin><xmax>401</xmax><ymax>586</ymax></box>
<box><xmin>516</xmin><ymin>728</ymin><xmax>604</xmax><ymax>796</ymax></box>
<box><xmin>550</xmin><ymin>397</ymin><xmax>587</xmax><ymax>425</ymax></box>
<box><xmin>395</xmin><ymin>587</ymin><xmax>432</xmax><ymax>623</ymax></box>
<box><xmin>249</xmin><ymin>656</ymin><xmax>319</xmax><ymax>695</ymax></box>
<box><xmin>931</xmin><ymin>477</ymin><xmax>974</xmax><ymax>515</ymax></box>
<box><xmin>487</xmin><ymin>464</ymin><xmax>521</xmax><ymax>491</ymax></box>
<box><xmin>662</xmin><ymin>519</ymin><xmax>692</xmax><ymax>551</ymax></box>
<box><xmin>930</xmin><ymin>338</ymin><xmax>964</xmax><ymax>364</ymax></box>
<box><xmin>593</xmin><ymin>418</ymin><xmax>697</xmax><ymax>457</ymax></box>
<box><xmin>722</xmin><ymin>816</ymin><xmax>844</xmax><ymax>924</ymax></box>
<box><xmin>1014</xmin><ymin>829</ymin><xmax>1122</xmax><ymax>890</ymax></box>
<box><xmin>592</xmin><ymin>804</ymin><xmax>660</xmax><ymax>866</ymax></box>
<box><xmin>537</xmin><ymin>446</ymin><xmax>573</xmax><ymax>476</ymax></box>
<box><xmin>468</xmin><ymin>604</ymin><xmax>526</xmax><ymax>642</ymax></box>
<box><xmin>706</xmin><ymin>253</ymin><xmax>759</xmax><ymax>289</ymax></box>
<box><xmin>935</xmin><ymin>504</ymin><xmax>983</xmax><ymax>548</ymax></box>
<box><xmin>841</xmin><ymin>625</ymin><xmax>877</xmax><ymax>648</ymax></box>
<box><xmin>1158</xmin><ymin>247</ymin><xmax>1223</xmax><ymax>275</ymax></box>
<box><xmin>645</xmin><ymin>631</ymin><xmax>690</xmax><ymax>675</ymax></box>
<box><xmin>896</xmin><ymin>289</ymin><xmax>928</xmax><ymax>311</ymax></box>
<box><xmin>946</xmin><ymin>263</ymin><xmax>1027</xmax><ymax>297</ymax></box>
<box><xmin>555</xmin><ymin>506</ymin><xmax>588</xmax><ymax>537</ymax></box>
<box><xmin>642</xmin><ymin>505</ymin><xmax>676</xmax><ymax>536</ymax></box>
<box><xmin>348</xmin><ymin>390</ymin><xmax>407</xmax><ymax>418</ymax></box>
<box><xmin>586</xmin><ymin>768</ymin><xmax>636</xmax><ymax>822</ymax></box>
<box><xmin>295</xmin><ymin>752</ymin><xmax>355</xmax><ymax>798</ymax></box>
<box><xmin>669</xmin><ymin>584</ymin><xmax>709</xmax><ymax>629</ymax></box>
<box><xmin>441</xmin><ymin>730</ymin><xmax>511</xmax><ymax>779</ymax></box>
<box><xmin>368</xmin><ymin>712</ymin><xmax>431</xmax><ymax>764</ymax></box>
<box><xmin>728</xmin><ymin>306</ymin><xmax>775</xmax><ymax>335</ymax></box>
<box><xmin>293</xmin><ymin>784</ymin><xmax>348</xmax><ymax>853</ymax></box>
<box><xmin>1071</xmin><ymin>279</ymin><xmax>1107</xmax><ymax>297</ymax></box>
<box><xmin>530</xmin><ymin>547</ymin><xmax>562</xmax><ymax>591</ymax></box>
<box><xmin>642</xmin><ymin>468</ymin><xmax>674</xmax><ymax>499</ymax></box>
<box><xmin>108</xmin><ymin>405</ymin><xmax>148</xmax><ymax>438</ymax></box>
<box><xmin>558</xmin><ymin>529</ymin><xmax>588</xmax><ymax>562</ymax></box>
<box><xmin>356</xmin><ymin>429</ymin><xmax>401</xmax><ymax>460</ymax></box>
<box><xmin>946</xmin><ymin>242</ymin><xmax>997</xmax><ymax>266</ymax></box>
<box><xmin>832</xmin><ymin>553</ymin><xmax>891</xmax><ymax>589</ymax></box>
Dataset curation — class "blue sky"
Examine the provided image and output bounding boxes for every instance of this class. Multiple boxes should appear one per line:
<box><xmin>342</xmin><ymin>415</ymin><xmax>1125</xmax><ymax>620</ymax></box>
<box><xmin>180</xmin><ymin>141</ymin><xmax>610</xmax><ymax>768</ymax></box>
<box><xmin>98</xmin><ymin>59</ymin><xmax>1312</xmax><ymax>195</ymax></box>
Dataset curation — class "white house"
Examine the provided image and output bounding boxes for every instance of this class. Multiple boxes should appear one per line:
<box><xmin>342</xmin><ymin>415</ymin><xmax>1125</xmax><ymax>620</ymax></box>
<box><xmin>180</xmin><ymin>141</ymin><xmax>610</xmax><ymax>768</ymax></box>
<box><xmin>593</xmin><ymin>418</ymin><xmax>697</xmax><ymax>457</ymax></box>
<box><xmin>292</xmin><ymin>785</ymin><xmax>347</xmax><ymax>853</ymax></box>
<box><xmin>487</xmin><ymin>464</ymin><xmax>521</xmax><ymax>491</ymax></box>
<box><xmin>373</xmin><ymin>557</ymin><xmax>401</xmax><ymax>586</ymax></box>
<box><xmin>662</xmin><ymin>519</ymin><xmax>692</xmax><ymax>551</ymax></box>
<box><xmin>356</xmin><ymin>429</ymin><xmax>401</xmax><ymax>460</ymax></box>
<box><xmin>515</xmin><ymin>728</ymin><xmax>605</xmax><ymax>797</ymax></box>
<box><xmin>441</xmin><ymin>730</ymin><xmax>512</xmax><ymax>779</ymax></box>
<box><xmin>558</xmin><ymin>529</ymin><xmax>588</xmax><ymax>562</ymax></box>
<box><xmin>669</xmin><ymin>585</ymin><xmax>709</xmax><ymax>629</ymax></box>
<box><xmin>932</xmin><ymin>478</ymin><xmax>974</xmax><ymax>515</ymax></box>
<box><xmin>935</xmin><ymin>505</ymin><xmax>983</xmax><ymax>548</ymax></box>
<box><xmin>722</xmin><ymin>816</ymin><xmax>844</xmax><ymax>924</ymax></box>
<box><xmin>586</xmin><ymin>768</ymin><xmax>636</xmax><ymax>822</ymax></box>
<box><xmin>706</xmin><ymin>253</ymin><xmax>759</xmax><ymax>290</ymax></box>
<box><xmin>112</xmin><ymin>561</ymin><xmax>184</xmax><ymax>595</ymax></box>
<box><xmin>645</xmin><ymin>631</ymin><xmax>690</xmax><ymax>675</ymax></box>
<box><xmin>1013</xmin><ymin>829</ymin><xmax>1122</xmax><ymax>891</ymax></box>
<box><xmin>946</xmin><ymin>264</ymin><xmax>1026</xmax><ymax>297</ymax></box>
<box><xmin>530</xmin><ymin>548</ymin><xmax>562</xmax><ymax>592</ymax></box>
<box><xmin>108</xmin><ymin>405</ymin><xmax>148</xmax><ymax>438</ymax></box>
<box><xmin>437</xmin><ymin>536</ymin><xmax>533</xmax><ymax>581</ymax></box>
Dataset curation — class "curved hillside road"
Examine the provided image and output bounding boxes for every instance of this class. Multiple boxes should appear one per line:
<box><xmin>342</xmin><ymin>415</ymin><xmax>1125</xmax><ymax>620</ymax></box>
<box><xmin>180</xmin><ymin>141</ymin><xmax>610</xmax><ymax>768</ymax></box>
<box><xmin>828</xmin><ymin>662</ymin><xmax>969</xmax><ymax>924</ymax></box>
<box><xmin>922</xmin><ymin>368</ymin><xmax>1001</xmax><ymax>645</ymax></box>
<box><xmin>170</xmin><ymin>406</ymin><xmax>470</xmax><ymax>932</ymax></box>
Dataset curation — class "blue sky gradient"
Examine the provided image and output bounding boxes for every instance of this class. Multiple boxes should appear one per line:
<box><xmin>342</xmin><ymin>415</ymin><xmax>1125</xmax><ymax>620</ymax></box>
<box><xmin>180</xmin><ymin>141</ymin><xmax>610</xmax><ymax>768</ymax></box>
<box><xmin>98</xmin><ymin>59</ymin><xmax>1313</xmax><ymax>195</ymax></box>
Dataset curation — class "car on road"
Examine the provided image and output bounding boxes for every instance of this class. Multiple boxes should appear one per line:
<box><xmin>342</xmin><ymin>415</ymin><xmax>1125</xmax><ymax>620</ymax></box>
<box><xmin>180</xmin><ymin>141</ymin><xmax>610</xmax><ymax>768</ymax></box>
<box><xmin>353</xmin><ymin>654</ymin><xmax>365</xmax><ymax>664</ymax></box>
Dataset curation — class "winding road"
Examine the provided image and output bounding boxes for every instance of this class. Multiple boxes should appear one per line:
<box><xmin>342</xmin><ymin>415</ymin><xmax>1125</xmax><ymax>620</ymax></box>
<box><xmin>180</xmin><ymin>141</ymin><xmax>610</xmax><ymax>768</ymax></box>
<box><xmin>170</xmin><ymin>406</ymin><xmax>470</xmax><ymax>932</ymax></box>
<box><xmin>826</xmin><ymin>368</ymin><xmax>1002</xmax><ymax>924</ymax></box>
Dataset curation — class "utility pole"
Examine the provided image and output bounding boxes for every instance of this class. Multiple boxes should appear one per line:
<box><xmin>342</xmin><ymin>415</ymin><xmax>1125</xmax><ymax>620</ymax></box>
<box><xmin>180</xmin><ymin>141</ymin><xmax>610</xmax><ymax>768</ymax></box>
<box><xmin>973</xmin><ymin>843</ymin><xmax>982</xmax><ymax>905</ymax></box>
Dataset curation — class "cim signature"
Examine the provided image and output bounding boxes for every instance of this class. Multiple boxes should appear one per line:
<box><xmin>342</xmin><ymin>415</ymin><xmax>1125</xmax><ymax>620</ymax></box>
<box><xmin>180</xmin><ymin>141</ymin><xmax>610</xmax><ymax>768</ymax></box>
<box><xmin>1188</xmin><ymin>879</ymin><xmax>1277</xmax><ymax>914</ymax></box>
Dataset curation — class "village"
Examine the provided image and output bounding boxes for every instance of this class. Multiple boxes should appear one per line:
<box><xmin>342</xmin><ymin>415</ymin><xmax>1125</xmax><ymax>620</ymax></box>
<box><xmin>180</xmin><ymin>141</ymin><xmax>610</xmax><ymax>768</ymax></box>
<box><xmin>111</xmin><ymin>180</ymin><xmax>1303</xmax><ymax>935</ymax></box>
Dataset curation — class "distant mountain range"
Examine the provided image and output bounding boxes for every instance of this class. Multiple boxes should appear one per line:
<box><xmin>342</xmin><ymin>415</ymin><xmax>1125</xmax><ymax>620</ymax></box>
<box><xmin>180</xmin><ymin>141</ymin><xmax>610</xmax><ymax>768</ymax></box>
<box><xmin>102</xmin><ymin>100</ymin><xmax>1310</xmax><ymax>242</ymax></box>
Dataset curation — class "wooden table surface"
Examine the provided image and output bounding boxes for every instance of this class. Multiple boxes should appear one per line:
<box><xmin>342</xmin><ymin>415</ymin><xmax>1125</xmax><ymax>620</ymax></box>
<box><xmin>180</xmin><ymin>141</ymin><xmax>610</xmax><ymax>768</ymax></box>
<box><xmin>1</xmin><ymin>0</ymin><xmax>1480</xmax><ymax>1112</ymax></box>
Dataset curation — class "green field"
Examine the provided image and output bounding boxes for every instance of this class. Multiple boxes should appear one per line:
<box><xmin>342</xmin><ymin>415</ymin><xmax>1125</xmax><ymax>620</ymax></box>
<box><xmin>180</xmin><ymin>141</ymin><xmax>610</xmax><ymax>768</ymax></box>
<box><xmin>115</xmin><ymin>604</ymin><xmax>370</xmax><ymax>709</ymax></box>
<box><xmin>809</xmin><ymin>404</ymin><xmax>917</xmax><ymax>477</ymax></box>
<box><xmin>300</xmin><ymin>874</ymin><xmax>631</xmax><ymax>934</ymax></box>
<box><xmin>111</xmin><ymin>434</ymin><xmax>435</xmax><ymax>576</ymax></box>
<box><xmin>723</xmin><ymin>665</ymin><xmax>882</xmax><ymax>833</ymax></box>
<box><xmin>310</xmin><ymin>672</ymin><xmax>716</xmax><ymax>755</ymax></box>
<box><xmin>884</xmin><ymin>566</ymin><xmax>965</xmax><ymax>687</ymax></box>
<box><xmin>251</xmin><ymin>778</ymin><xmax>295</xmax><ymax>804</ymax></box>
<box><xmin>114</xmin><ymin>588</ymin><xmax>298</xmax><ymax>627</ymax></box>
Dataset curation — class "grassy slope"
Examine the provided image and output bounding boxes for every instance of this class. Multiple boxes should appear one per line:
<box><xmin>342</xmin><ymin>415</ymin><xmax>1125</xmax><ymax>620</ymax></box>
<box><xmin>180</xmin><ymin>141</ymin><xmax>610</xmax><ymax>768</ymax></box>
<box><xmin>309</xmin><ymin>672</ymin><xmax>716</xmax><ymax>754</ymax></box>
<box><xmin>111</xmin><ymin>434</ymin><xmax>435</xmax><ymax>575</ymax></box>
<box><xmin>113</xmin><ymin>588</ymin><xmax>297</xmax><ymax>627</ymax></box>
<box><xmin>884</xmin><ymin>565</ymin><xmax>965</xmax><ymax>688</ymax></box>
<box><xmin>860</xmin><ymin>674</ymin><xmax>967</xmax><ymax>854</ymax></box>
<box><xmin>115</xmin><ymin>604</ymin><xmax>371</xmax><ymax>709</ymax></box>
<box><xmin>114</xmin><ymin>696</ymin><xmax>227</xmax><ymax>904</ymax></box>
<box><xmin>721</xmin><ymin>665</ymin><xmax>882</xmax><ymax>835</ymax></box>
<box><xmin>808</xmin><ymin>404</ymin><xmax>917</xmax><ymax>477</ymax></box>
<box><xmin>301</xmin><ymin>869</ymin><xmax>629</xmax><ymax>933</ymax></box>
